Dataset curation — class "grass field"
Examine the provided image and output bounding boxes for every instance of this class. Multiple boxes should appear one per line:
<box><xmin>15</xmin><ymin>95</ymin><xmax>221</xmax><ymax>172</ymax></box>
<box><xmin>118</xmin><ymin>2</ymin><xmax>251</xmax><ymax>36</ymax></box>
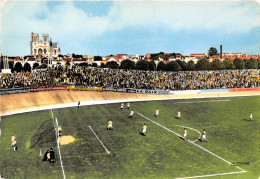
<box><xmin>0</xmin><ymin>96</ymin><xmax>260</xmax><ymax>179</ymax></box>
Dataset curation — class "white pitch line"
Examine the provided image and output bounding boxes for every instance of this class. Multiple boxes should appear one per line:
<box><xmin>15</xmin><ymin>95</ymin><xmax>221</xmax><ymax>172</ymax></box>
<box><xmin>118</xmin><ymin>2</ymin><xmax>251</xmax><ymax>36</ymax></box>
<box><xmin>138</xmin><ymin>113</ymin><xmax>183</xmax><ymax>137</ymax></box>
<box><xmin>0</xmin><ymin>116</ymin><xmax>4</xmax><ymax>179</ymax></box>
<box><xmin>51</xmin><ymin>110</ymin><xmax>66</xmax><ymax>179</ymax></box>
<box><xmin>175</xmin><ymin>170</ymin><xmax>247</xmax><ymax>179</ymax></box>
<box><xmin>173</xmin><ymin>125</ymin><xmax>201</xmax><ymax>142</ymax></box>
<box><xmin>137</xmin><ymin>112</ymin><xmax>246</xmax><ymax>173</ymax></box>
<box><xmin>88</xmin><ymin>126</ymin><xmax>110</xmax><ymax>154</ymax></box>
<box><xmin>174</xmin><ymin>100</ymin><xmax>230</xmax><ymax>104</ymax></box>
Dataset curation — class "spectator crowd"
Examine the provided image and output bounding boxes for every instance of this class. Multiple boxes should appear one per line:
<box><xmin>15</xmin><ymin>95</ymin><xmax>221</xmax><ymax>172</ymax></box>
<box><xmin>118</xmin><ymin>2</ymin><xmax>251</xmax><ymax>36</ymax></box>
<box><xmin>1</xmin><ymin>66</ymin><xmax>259</xmax><ymax>90</ymax></box>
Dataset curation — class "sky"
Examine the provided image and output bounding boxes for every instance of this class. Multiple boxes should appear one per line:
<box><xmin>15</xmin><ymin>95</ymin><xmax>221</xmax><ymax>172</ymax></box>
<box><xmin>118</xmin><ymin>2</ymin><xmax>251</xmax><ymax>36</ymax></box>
<box><xmin>0</xmin><ymin>0</ymin><xmax>260</xmax><ymax>57</ymax></box>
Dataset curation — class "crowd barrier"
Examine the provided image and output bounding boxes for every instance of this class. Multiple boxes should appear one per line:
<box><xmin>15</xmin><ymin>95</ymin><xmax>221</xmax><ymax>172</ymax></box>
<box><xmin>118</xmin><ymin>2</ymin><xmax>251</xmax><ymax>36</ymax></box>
<box><xmin>136</xmin><ymin>89</ymin><xmax>170</xmax><ymax>95</ymax></box>
<box><xmin>126</xmin><ymin>88</ymin><xmax>137</xmax><ymax>93</ymax></box>
<box><xmin>1</xmin><ymin>86</ymin><xmax>260</xmax><ymax>96</ymax></box>
<box><xmin>103</xmin><ymin>87</ymin><xmax>137</xmax><ymax>93</ymax></box>
<box><xmin>30</xmin><ymin>85</ymin><xmax>67</xmax><ymax>92</ymax></box>
<box><xmin>113</xmin><ymin>88</ymin><xmax>136</xmax><ymax>93</ymax></box>
<box><xmin>228</xmin><ymin>87</ymin><xmax>260</xmax><ymax>92</ymax></box>
<box><xmin>200</xmin><ymin>89</ymin><xmax>229</xmax><ymax>93</ymax></box>
<box><xmin>170</xmin><ymin>90</ymin><xmax>200</xmax><ymax>95</ymax></box>
<box><xmin>0</xmin><ymin>87</ymin><xmax>30</xmax><ymax>95</ymax></box>
<box><xmin>67</xmin><ymin>85</ymin><xmax>103</xmax><ymax>92</ymax></box>
<box><xmin>102</xmin><ymin>87</ymin><xmax>169</xmax><ymax>94</ymax></box>
<box><xmin>102</xmin><ymin>87</ymin><xmax>114</xmax><ymax>91</ymax></box>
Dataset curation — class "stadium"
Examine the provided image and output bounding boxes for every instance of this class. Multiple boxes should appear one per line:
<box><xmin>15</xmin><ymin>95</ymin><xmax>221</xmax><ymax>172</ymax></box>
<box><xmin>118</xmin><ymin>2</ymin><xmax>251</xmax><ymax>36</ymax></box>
<box><xmin>1</xmin><ymin>1</ymin><xmax>260</xmax><ymax>179</ymax></box>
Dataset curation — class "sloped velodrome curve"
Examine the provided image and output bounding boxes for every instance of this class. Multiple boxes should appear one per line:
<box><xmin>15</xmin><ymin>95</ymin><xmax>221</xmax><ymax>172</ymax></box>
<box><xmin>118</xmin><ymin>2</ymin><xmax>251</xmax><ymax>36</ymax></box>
<box><xmin>1</xmin><ymin>90</ymin><xmax>260</xmax><ymax>115</ymax></box>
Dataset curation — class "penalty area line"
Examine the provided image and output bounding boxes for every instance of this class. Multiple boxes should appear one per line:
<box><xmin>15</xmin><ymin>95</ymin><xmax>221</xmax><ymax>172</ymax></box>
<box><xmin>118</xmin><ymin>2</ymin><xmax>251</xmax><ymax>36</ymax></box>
<box><xmin>175</xmin><ymin>170</ymin><xmax>247</xmax><ymax>179</ymax></box>
<box><xmin>137</xmin><ymin>112</ymin><xmax>247</xmax><ymax>174</ymax></box>
<box><xmin>88</xmin><ymin>126</ymin><xmax>110</xmax><ymax>154</ymax></box>
<box><xmin>173</xmin><ymin>125</ymin><xmax>201</xmax><ymax>143</ymax></box>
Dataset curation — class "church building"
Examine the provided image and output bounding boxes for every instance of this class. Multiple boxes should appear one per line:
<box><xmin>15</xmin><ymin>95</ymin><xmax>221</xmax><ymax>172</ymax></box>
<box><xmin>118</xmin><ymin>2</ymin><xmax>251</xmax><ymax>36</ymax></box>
<box><xmin>30</xmin><ymin>32</ymin><xmax>60</xmax><ymax>59</ymax></box>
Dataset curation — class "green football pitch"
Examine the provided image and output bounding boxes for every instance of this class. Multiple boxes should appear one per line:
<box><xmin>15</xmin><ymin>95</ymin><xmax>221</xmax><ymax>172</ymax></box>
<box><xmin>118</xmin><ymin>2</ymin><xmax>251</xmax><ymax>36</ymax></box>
<box><xmin>0</xmin><ymin>96</ymin><xmax>259</xmax><ymax>179</ymax></box>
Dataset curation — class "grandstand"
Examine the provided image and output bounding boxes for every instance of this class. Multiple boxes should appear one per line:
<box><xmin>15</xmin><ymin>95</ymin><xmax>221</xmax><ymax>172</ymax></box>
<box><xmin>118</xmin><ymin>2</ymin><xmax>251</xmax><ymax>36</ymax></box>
<box><xmin>1</xmin><ymin>66</ymin><xmax>259</xmax><ymax>90</ymax></box>
<box><xmin>1</xmin><ymin>1</ymin><xmax>259</xmax><ymax>177</ymax></box>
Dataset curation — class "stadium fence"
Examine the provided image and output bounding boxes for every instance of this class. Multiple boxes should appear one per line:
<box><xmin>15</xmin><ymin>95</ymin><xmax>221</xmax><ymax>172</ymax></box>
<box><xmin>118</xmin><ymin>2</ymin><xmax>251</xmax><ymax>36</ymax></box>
<box><xmin>1</xmin><ymin>85</ymin><xmax>260</xmax><ymax>96</ymax></box>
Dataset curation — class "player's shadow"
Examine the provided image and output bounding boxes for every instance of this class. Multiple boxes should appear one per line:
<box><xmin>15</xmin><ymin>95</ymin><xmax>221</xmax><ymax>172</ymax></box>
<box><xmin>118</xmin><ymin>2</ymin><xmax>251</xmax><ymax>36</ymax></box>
<box><xmin>175</xmin><ymin>117</ymin><xmax>180</xmax><ymax>119</ymax></box>
<box><xmin>197</xmin><ymin>139</ymin><xmax>208</xmax><ymax>142</ymax></box>
<box><xmin>179</xmin><ymin>136</ymin><xmax>186</xmax><ymax>140</ymax></box>
<box><xmin>140</xmin><ymin>132</ymin><xmax>146</xmax><ymax>136</ymax></box>
<box><xmin>243</xmin><ymin>118</ymin><xmax>253</xmax><ymax>122</ymax></box>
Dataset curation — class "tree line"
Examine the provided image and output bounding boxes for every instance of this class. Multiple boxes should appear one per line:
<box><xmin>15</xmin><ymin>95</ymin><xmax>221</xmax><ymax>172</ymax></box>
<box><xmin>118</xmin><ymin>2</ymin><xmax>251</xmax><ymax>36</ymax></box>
<box><xmin>99</xmin><ymin>58</ymin><xmax>259</xmax><ymax>71</ymax></box>
<box><xmin>2</xmin><ymin>58</ymin><xmax>259</xmax><ymax>73</ymax></box>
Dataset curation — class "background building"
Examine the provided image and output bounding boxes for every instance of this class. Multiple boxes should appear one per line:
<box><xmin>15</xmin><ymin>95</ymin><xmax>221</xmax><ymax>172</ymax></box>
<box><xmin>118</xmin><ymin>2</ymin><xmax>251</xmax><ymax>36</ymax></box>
<box><xmin>30</xmin><ymin>32</ymin><xmax>60</xmax><ymax>59</ymax></box>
